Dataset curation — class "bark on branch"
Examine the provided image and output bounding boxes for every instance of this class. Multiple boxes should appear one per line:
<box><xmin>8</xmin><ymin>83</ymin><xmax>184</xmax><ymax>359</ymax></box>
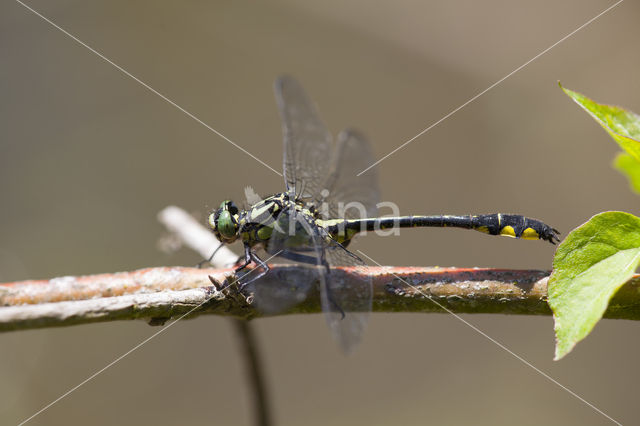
<box><xmin>1</xmin><ymin>266</ymin><xmax>640</xmax><ymax>332</ymax></box>
<box><xmin>1</xmin><ymin>205</ymin><xmax>638</xmax><ymax>333</ymax></box>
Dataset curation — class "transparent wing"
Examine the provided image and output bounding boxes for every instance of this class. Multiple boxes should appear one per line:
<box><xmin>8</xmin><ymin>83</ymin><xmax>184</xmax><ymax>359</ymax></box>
<box><xmin>266</xmin><ymin>206</ymin><xmax>372</xmax><ymax>353</ymax></box>
<box><xmin>248</xmin><ymin>207</ymin><xmax>319</xmax><ymax>315</ymax></box>
<box><xmin>241</xmin><ymin>264</ymin><xmax>315</xmax><ymax>315</ymax></box>
<box><xmin>321</xmin><ymin>240</ymin><xmax>372</xmax><ymax>353</ymax></box>
<box><xmin>320</xmin><ymin>129</ymin><xmax>381</xmax><ymax>220</ymax></box>
<box><xmin>274</xmin><ymin>76</ymin><xmax>333</xmax><ymax>199</ymax></box>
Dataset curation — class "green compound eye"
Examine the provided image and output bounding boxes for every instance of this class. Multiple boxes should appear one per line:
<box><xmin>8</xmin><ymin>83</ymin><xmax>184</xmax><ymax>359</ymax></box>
<box><xmin>217</xmin><ymin>210</ymin><xmax>237</xmax><ymax>239</ymax></box>
<box><xmin>220</xmin><ymin>200</ymin><xmax>239</xmax><ymax>214</ymax></box>
<box><xmin>208</xmin><ymin>213</ymin><xmax>217</xmax><ymax>232</ymax></box>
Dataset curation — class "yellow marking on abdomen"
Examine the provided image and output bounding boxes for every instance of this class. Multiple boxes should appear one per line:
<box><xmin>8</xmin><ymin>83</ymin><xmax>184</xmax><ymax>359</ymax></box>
<box><xmin>521</xmin><ymin>227</ymin><xmax>539</xmax><ymax>240</ymax></box>
<box><xmin>499</xmin><ymin>225</ymin><xmax>516</xmax><ymax>238</ymax></box>
<box><xmin>317</xmin><ymin>219</ymin><xmax>343</xmax><ymax>227</ymax></box>
<box><xmin>475</xmin><ymin>226</ymin><xmax>490</xmax><ymax>234</ymax></box>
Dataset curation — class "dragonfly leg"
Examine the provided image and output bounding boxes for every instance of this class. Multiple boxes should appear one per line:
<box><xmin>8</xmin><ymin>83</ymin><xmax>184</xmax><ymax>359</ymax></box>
<box><xmin>234</xmin><ymin>244</ymin><xmax>253</xmax><ymax>272</ymax></box>
<box><xmin>216</xmin><ymin>244</ymin><xmax>259</xmax><ymax>291</ymax></box>
<box><xmin>237</xmin><ymin>251</ymin><xmax>271</xmax><ymax>291</ymax></box>
<box><xmin>196</xmin><ymin>243</ymin><xmax>227</xmax><ymax>268</ymax></box>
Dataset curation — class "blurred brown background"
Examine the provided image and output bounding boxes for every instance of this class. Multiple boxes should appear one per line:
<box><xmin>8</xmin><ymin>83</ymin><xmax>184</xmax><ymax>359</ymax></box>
<box><xmin>1</xmin><ymin>0</ymin><xmax>639</xmax><ymax>425</ymax></box>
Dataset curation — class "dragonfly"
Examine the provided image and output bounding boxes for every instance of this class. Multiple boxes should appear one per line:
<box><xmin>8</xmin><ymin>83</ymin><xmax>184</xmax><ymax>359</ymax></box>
<box><xmin>208</xmin><ymin>76</ymin><xmax>560</xmax><ymax>352</ymax></box>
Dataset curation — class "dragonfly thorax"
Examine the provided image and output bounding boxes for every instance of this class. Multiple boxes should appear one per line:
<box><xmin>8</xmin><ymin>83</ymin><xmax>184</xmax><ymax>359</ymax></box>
<box><xmin>241</xmin><ymin>193</ymin><xmax>318</xmax><ymax>246</ymax></box>
<box><xmin>209</xmin><ymin>192</ymin><xmax>325</xmax><ymax>249</ymax></box>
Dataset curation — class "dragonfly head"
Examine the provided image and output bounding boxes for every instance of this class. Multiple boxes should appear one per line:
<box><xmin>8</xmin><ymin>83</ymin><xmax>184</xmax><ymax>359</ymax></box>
<box><xmin>209</xmin><ymin>200</ymin><xmax>241</xmax><ymax>243</ymax></box>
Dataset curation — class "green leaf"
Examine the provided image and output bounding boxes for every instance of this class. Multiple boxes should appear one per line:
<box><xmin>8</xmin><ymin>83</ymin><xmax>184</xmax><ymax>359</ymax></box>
<box><xmin>614</xmin><ymin>152</ymin><xmax>640</xmax><ymax>194</ymax></box>
<box><xmin>560</xmin><ymin>83</ymin><xmax>640</xmax><ymax>161</ymax></box>
<box><xmin>548</xmin><ymin>211</ymin><xmax>640</xmax><ymax>360</ymax></box>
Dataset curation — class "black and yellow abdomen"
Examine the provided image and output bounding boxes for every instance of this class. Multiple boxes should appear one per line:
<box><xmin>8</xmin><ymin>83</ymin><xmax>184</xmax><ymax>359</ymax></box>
<box><xmin>323</xmin><ymin>213</ymin><xmax>560</xmax><ymax>245</ymax></box>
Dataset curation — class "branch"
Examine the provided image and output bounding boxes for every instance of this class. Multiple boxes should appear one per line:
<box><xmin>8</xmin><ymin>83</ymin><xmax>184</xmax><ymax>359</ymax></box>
<box><xmin>1</xmin><ymin>265</ymin><xmax>640</xmax><ymax>332</ymax></box>
<box><xmin>1</xmin><ymin>205</ymin><xmax>638</xmax><ymax>333</ymax></box>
